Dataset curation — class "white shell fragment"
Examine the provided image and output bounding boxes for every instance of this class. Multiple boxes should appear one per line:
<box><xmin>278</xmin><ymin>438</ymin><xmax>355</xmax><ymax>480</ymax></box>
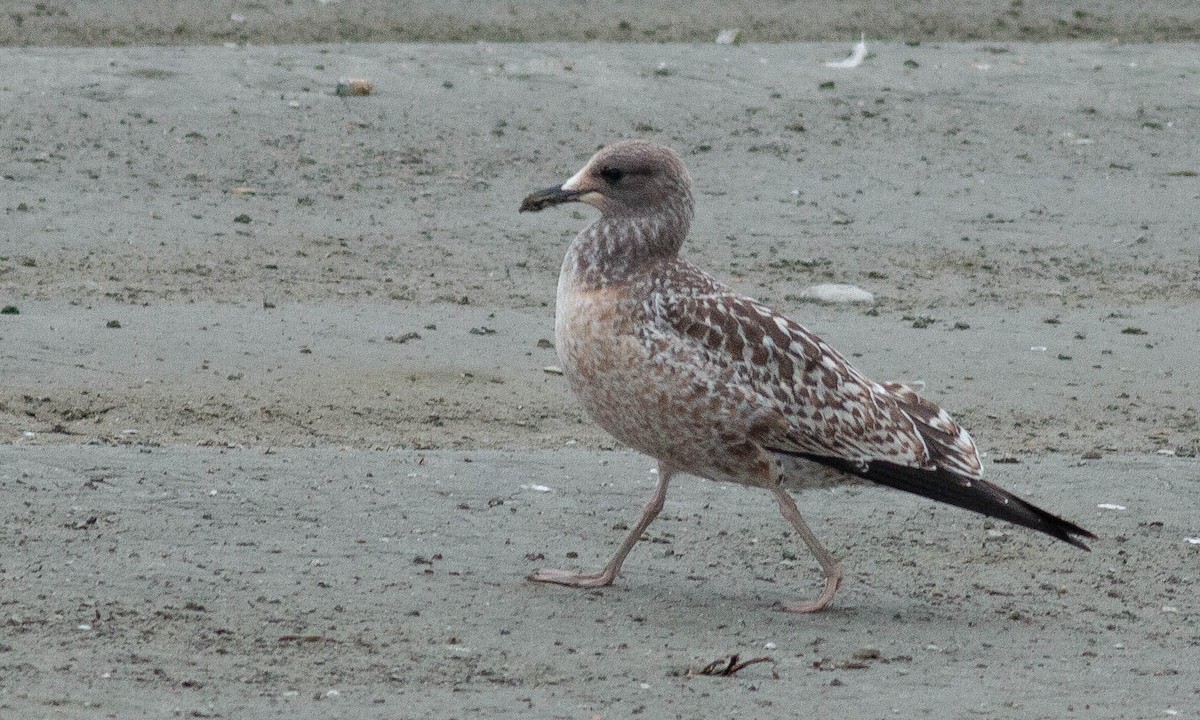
<box><xmin>799</xmin><ymin>283</ymin><xmax>874</xmax><ymax>304</ymax></box>
<box><xmin>715</xmin><ymin>29</ymin><xmax>741</xmax><ymax>45</ymax></box>
<box><xmin>520</xmin><ymin>483</ymin><xmax>552</xmax><ymax>492</ymax></box>
<box><xmin>825</xmin><ymin>34</ymin><xmax>868</xmax><ymax>69</ymax></box>
<box><xmin>1096</xmin><ymin>503</ymin><xmax>1126</xmax><ymax>511</ymax></box>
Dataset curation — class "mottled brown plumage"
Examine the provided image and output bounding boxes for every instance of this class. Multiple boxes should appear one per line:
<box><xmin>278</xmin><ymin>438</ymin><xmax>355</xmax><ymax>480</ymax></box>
<box><xmin>520</xmin><ymin>140</ymin><xmax>1095</xmax><ymax>612</ymax></box>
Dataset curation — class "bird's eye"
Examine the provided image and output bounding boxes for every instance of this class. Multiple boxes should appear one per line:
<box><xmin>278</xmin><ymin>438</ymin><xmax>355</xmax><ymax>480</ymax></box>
<box><xmin>599</xmin><ymin>166</ymin><xmax>624</xmax><ymax>183</ymax></box>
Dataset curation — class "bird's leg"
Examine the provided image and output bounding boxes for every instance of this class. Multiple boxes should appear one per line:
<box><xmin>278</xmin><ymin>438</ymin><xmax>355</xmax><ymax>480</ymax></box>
<box><xmin>770</xmin><ymin>486</ymin><xmax>843</xmax><ymax>613</ymax></box>
<box><xmin>528</xmin><ymin>463</ymin><xmax>674</xmax><ymax>589</ymax></box>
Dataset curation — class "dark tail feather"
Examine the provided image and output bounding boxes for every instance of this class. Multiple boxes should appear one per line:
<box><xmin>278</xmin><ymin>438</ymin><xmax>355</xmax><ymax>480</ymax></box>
<box><xmin>775</xmin><ymin>451</ymin><xmax>1097</xmax><ymax>550</ymax></box>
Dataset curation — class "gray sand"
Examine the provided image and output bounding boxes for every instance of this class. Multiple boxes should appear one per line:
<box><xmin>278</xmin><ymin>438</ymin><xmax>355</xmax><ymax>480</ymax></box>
<box><xmin>1</xmin><ymin>37</ymin><xmax>1199</xmax><ymax>720</ymax></box>
<box><xmin>2</xmin><ymin>446</ymin><xmax>1197</xmax><ymax>718</ymax></box>
<box><xmin>2</xmin><ymin>0</ymin><xmax>1198</xmax><ymax>45</ymax></box>
<box><xmin>3</xmin><ymin>41</ymin><xmax>1198</xmax><ymax>454</ymax></box>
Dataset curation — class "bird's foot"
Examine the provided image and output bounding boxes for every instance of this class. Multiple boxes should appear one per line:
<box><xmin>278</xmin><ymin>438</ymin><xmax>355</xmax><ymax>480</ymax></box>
<box><xmin>528</xmin><ymin>567</ymin><xmax>615</xmax><ymax>588</ymax></box>
<box><xmin>779</xmin><ymin>569</ymin><xmax>843</xmax><ymax>614</ymax></box>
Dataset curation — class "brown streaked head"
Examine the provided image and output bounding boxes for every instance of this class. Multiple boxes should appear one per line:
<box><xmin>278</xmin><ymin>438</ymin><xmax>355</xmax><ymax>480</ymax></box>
<box><xmin>520</xmin><ymin>140</ymin><xmax>693</xmax><ymax>218</ymax></box>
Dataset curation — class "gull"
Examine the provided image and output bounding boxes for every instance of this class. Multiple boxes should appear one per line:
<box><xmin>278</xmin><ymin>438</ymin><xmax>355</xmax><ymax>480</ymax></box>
<box><xmin>519</xmin><ymin>140</ymin><xmax>1095</xmax><ymax>612</ymax></box>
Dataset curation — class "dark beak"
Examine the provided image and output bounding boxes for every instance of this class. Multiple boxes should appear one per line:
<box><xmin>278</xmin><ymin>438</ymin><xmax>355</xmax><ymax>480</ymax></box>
<box><xmin>520</xmin><ymin>185</ymin><xmax>583</xmax><ymax>213</ymax></box>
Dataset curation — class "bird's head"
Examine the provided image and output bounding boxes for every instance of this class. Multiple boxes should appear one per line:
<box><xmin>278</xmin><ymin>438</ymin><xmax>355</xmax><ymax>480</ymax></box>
<box><xmin>520</xmin><ymin>140</ymin><xmax>693</xmax><ymax>219</ymax></box>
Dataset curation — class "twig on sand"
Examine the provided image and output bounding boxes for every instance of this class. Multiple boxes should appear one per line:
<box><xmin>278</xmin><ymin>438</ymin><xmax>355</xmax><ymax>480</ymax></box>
<box><xmin>693</xmin><ymin>653</ymin><xmax>775</xmax><ymax>677</ymax></box>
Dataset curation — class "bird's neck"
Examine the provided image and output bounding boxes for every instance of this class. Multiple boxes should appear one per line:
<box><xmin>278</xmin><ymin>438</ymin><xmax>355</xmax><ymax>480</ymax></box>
<box><xmin>563</xmin><ymin>205</ymin><xmax>692</xmax><ymax>289</ymax></box>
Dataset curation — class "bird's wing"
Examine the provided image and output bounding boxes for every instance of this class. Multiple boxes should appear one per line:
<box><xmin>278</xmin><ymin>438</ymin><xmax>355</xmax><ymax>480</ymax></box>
<box><xmin>651</xmin><ymin>284</ymin><xmax>975</xmax><ymax>475</ymax></box>
<box><xmin>648</xmin><ymin>279</ymin><xmax>1095</xmax><ymax>549</ymax></box>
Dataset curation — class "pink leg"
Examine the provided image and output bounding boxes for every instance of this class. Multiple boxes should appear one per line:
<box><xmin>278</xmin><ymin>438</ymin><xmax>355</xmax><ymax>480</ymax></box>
<box><xmin>771</xmin><ymin>486</ymin><xmax>843</xmax><ymax>613</ymax></box>
<box><xmin>529</xmin><ymin>463</ymin><xmax>673</xmax><ymax>588</ymax></box>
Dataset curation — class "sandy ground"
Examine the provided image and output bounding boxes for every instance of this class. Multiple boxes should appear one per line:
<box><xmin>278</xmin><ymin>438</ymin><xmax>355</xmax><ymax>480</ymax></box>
<box><xmin>2</xmin><ymin>0</ymin><xmax>1198</xmax><ymax>46</ymax></box>
<box><xmin>2</xmin><ymin>446</ymin><xmax>1197</xmax><ymax>719</ymax></box>
<box><xmin>1</xmin><ymin>37</ymin><xmax>1199</xmax><ymax>719</ymax></box>
<box><xmin>3</xmin><ymin>41</ymin><xmax>1199</xmax><ymax>455</ymax></box>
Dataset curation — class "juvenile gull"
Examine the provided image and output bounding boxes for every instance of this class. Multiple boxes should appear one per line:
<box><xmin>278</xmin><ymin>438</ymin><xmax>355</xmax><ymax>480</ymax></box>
<box><xmin>520</xmin><ymin>140</ymin><xmax>1095</xmax><ymax>613</ymax></box>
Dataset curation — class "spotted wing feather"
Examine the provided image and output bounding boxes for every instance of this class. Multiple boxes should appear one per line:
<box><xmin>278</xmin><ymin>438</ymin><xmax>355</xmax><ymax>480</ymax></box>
<box><xmin>648</xmin><ymin>268</ymin><xmax>1095</xmax><ymax>548</ymax></box>
<box><xmin>651</xmin><ymin>275</ymin><xmax>946</xmax><ymax>472</ymax></box>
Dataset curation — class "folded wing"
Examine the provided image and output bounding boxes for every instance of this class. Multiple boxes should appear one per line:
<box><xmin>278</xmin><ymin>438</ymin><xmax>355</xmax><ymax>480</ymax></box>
<box><xmin>649</xmin><ymin>277</ymin><xmax>1095</xmax><ymax>548</ymax></box>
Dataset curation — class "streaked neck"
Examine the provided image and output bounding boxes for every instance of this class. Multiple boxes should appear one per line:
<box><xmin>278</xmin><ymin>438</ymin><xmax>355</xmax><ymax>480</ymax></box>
<box><xmin>563</xmin><ymin>204</ymin><xmax>692</xmax><ymax>288</ymax></box>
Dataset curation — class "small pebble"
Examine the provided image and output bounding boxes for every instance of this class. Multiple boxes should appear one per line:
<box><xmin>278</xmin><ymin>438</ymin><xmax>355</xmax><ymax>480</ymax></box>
<box><xmin>335</xmin><ymin>78</ymin><xmax>376</xmax><ymax>97</ymax></box>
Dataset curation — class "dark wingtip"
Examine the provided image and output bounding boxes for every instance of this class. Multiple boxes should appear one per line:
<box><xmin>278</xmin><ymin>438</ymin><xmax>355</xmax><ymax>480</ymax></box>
<box><xmin>1069</xmin><ymin>537</ymin><xmax>1093</xmax><ymax>552</ymax></box>
<box><xmin>771</xmin><ymin>450</ymin><xmax>1098</xmax><ymax>550</ymax></box>
<box><xmin>1002</xmin><ymin>489</ymin><xmax>1097</xmax><ymax>551</ymax></box>
<box><xmin>1055</xmin><ymin>522</ymin><xmax>1098</xmax><ymax>552</ymax></box>
<box><xmin>1044</xmin><ymin>519</ymin><xmax>1097</xmax><ymax>551</ymax></box>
